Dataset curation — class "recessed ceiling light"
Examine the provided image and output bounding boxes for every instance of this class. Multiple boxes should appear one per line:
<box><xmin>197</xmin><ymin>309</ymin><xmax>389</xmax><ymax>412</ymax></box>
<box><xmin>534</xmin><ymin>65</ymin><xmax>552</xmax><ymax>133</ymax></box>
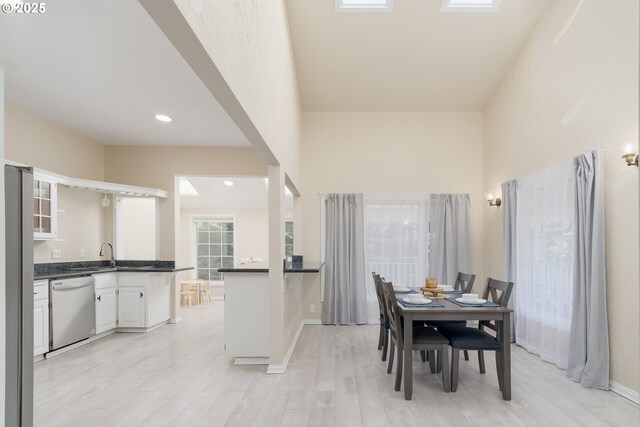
<box><xmin>440</xmin><ymin>0</ymin><xmax>501</xmax><ymax>13</ymax></box>
<box><xmin>155</xmin><ymin>114</ymin><xmax>172</xmax><ymax>123</ymax></box>
<box><xmin>223</xmin><ymin>180</ymin><xmax>235</xmax><ymax>187</ymax></box>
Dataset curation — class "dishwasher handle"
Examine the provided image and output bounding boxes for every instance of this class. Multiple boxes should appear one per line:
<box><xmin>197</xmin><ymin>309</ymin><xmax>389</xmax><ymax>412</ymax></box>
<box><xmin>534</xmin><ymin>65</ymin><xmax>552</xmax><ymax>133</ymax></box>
<box><xmin>52</xmin><ymin>281</ymin><xmax>93</xmax><ymax>291</ymax></box>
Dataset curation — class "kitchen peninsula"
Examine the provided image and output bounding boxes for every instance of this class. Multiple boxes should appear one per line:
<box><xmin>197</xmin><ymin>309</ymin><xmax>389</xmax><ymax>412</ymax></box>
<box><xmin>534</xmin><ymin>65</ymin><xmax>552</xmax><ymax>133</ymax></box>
<box><xmin>219</xmin><ymin>261</ymin><xmax>323</xmax><ymax>365</ymax></box>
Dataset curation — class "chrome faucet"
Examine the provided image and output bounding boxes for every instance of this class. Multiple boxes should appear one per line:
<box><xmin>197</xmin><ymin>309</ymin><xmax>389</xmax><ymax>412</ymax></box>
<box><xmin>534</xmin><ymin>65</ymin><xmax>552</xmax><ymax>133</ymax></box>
<box><xmin>99</xmin><ymin>242</ymin><xmax>116</xmax><ymax>267</ymax></box>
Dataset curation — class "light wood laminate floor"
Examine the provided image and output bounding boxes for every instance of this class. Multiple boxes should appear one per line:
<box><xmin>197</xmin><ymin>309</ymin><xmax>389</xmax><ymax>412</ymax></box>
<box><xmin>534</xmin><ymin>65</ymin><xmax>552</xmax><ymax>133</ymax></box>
<box><xmin>34</xmin><ymin>301</ymin><xmax>638</xmax><ymax>426</ymax></box>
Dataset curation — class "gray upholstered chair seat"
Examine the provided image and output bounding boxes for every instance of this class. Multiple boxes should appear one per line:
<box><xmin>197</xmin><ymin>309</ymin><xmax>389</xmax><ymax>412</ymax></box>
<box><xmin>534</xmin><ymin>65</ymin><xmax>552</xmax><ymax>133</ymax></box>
<box><xmin>438</xmin><ymin>326</ymin><xmax>501</xmax><ymax>351</ymax></box>
<box><xmin>413</xmin><ymin>327</ymin><xmax>449</xmax><ymax>346</ymax></box>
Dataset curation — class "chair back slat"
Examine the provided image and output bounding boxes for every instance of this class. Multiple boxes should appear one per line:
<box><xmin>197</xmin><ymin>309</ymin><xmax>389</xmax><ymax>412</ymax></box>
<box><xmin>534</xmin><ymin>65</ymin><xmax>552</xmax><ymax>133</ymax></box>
<box><xmin>381</xmin><ymin>279</ymin><xmax>402</xmax><ymax>347</ymax></box>
<box><xmin>479</xmin><ymin>277</ymin><xmax>514</xmax><ymax>332</ymax></box>
<box><xmin>481</xmin><ymin>277</ymin><xmax>514</xmax><ymax>307</ymax></box>
<box><xmin>372</xmin><ymin>273</ymin><xmax>387</xmax><ymax>321</ymax></box>
<box><xmin>454</xmin><ymin>272</ymin><xmax>476</xmax><ymax>293</ymax></box>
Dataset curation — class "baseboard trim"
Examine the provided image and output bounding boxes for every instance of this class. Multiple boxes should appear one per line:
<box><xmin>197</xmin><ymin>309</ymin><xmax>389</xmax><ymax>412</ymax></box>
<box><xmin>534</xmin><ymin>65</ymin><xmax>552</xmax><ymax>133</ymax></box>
<box><xmin>266</xmin><ymin>320</ymin><xmax>325</xmax><ymax>374</ymax></box>
<box><xmin>610</xmin><ymin>381</ymin><xmax>639</xmax><ymax>404</ymax></box>
<box><xmin>267</xmin><ymin>320</ymin><xmax>306</xmax><ymax>374</ymax></box>
<box><xmin>234</xmin><ymin>357</ymin><xmax>269</xmax><ymax>365</ymax></box>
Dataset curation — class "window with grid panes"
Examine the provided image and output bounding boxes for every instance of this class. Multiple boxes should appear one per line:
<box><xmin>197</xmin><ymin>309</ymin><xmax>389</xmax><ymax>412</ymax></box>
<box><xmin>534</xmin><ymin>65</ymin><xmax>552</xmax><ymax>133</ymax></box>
<box><xmin>285</xmin><ymin>220</ymin><xmax>294</xmax><ymax>257</ymax></box>
<box><xmin>195</xmin><ymin>218</ymin><xmax>234</xmax><ymax>281</ymax></box>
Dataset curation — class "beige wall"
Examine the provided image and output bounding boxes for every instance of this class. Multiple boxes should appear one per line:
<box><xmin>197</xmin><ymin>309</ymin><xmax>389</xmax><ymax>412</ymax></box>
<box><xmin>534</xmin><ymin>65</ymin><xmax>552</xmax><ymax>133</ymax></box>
<box><xmin>300</xmin><ymin>112</ymin><xmax>485</xmax><ymax>320</ymax></box>
<box><xmin>178</xmin><ymin>207</ymin><xmax>269</xmax><ymax>274</ymax></box>
<box><xmin>103</xmin><ymin>146</ymin><xmax>267</xmax><ymax>263</ymax></box>
<box><xmin>5</xmin><ymin>104</ymin><xmax>104</xmax><ymax>181</ymax></box>
<box><xmin>5</xmin><ymin>103</ymin><xmax>109</xmax><ymax>263</ymax></box>
<box><xmin>483</xmin><ymin>0</ymin><xmax>639</xmax><ymax>393</ymax></box>
<box><xmin>34</xmin><ymin>187</ymin><xmax>108</xmax><ymax>263</ymax></box>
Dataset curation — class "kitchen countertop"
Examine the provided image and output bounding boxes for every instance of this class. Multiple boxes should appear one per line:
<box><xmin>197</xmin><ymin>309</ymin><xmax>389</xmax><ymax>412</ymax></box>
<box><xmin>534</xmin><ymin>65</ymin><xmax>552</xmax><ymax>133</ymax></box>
<box><xmin>218</xmin><ymin>261</ymin><xmax>324</xmax><ymax>274</ymax></box>
<box><xmin>35</xmin><ymin>260</ymin><xmax>193</xmax><ymax>280</ymax></box>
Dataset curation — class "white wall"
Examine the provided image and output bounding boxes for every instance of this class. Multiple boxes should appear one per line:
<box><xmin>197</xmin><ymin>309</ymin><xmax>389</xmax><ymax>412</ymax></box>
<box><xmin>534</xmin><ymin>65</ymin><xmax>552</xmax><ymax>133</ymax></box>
<box><xmin>117</xmin><ymin>197</ymin><xmax>157</xmax><ymax>260</ymax></box>
<box><xmin>178</xmin><ymin>207</ymin><xmax>269</xmax><ymax>274</ymax></box>
<box><xmin>300</xmin><ymin>112</ymin><xmax>485</xmax><ymax>319</ymax></box>
<box><xmin>483</xmin><ymin>0</ymin><xmax>639</xmax><ymax>393</ymax></box>
<box><xmin>160</xmin><ymin>0</ymin><xmax>303</xmax><ymax>366</ymax></box>
<box><xmin>172</xmin><ymin>0</ymin><xmax>302</xmax><ymax>186</ymax></box>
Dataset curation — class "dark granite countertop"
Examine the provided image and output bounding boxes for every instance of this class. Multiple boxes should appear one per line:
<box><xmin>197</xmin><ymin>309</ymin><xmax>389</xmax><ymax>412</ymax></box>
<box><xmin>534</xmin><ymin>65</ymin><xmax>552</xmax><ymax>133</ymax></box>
<box><xmin>35</xmin><ymin>260</ymin><xmax>193</xmax><ymax>280</ymax></box>
<box><xmin>218</xmin><ymin>261</ymin><xmax>324</xmax><ymax>274</ymax></box>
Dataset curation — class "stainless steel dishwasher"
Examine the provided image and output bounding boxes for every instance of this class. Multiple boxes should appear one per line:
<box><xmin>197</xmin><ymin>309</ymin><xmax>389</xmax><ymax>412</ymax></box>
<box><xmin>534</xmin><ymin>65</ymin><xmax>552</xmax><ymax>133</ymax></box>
<box><xmin>50</xmin><ymin>276</ymin><xmax>96</xmax><ymax>351</ymax></box>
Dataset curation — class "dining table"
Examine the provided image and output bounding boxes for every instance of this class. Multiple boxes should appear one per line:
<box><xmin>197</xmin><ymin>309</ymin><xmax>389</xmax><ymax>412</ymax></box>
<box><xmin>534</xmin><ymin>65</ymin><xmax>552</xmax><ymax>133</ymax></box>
<box><xmin>397</xmin><ymin>296</ymin><xmax>512</xmax><ymax>401</ymax></box>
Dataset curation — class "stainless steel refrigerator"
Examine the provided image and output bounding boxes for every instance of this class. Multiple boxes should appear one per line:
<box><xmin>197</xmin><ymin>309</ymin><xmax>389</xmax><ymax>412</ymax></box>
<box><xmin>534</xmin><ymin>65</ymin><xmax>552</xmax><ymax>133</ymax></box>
<box><xmin>5</xmin><ymin>164</ymin><xmax>34</xmax><ymax>427</ymax></box>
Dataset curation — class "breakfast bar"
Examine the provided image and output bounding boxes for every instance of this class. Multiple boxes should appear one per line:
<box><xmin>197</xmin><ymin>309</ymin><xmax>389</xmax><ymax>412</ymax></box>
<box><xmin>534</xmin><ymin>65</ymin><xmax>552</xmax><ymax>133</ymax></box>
<box><xmin>218</xmin><ymin>261</ymin><xmax>323</xmax><ymax>365</ymax></box>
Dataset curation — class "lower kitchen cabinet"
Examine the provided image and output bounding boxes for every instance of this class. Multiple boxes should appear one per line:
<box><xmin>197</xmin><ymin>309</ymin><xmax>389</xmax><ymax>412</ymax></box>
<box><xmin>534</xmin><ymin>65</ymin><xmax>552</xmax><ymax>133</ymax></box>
<box><xmin>118</xmin><ymin>286</ymin><xmax>146</xmax><ymax>328</ymax></box>
<box><xmin>33</xmin><ymin>281</ymin><xmax>49</xmax><ymax>357</ymax></box>
<box><xmin>118</xmin><ymin>273</ymin><xmax>171</xmax><ymax>329</ymax></box>
<box><xmin>95</xmin><ymin>287</ymin><xmax>117</xmax><ymax>334</ymax></box>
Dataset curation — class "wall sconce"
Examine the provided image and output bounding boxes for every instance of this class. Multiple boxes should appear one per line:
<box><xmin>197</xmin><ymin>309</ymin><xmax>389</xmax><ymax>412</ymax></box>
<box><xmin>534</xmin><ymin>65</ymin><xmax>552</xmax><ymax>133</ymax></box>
<box><xmin>487</xmin><ymin>194</ymin><xmax>501</xmax><ymax>207</ymax></box>
<box><xmin>622</xmin><ymin>144</ymin><xmax>639</xmax><ymax>167</ymax></box>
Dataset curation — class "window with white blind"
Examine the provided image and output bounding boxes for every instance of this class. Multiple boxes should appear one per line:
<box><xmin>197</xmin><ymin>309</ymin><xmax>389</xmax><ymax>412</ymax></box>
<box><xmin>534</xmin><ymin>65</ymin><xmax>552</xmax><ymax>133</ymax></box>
<box><xmin>193</xmin><ymin>217</ymin><xmax>235</xmax><ymax>281</ymax></box>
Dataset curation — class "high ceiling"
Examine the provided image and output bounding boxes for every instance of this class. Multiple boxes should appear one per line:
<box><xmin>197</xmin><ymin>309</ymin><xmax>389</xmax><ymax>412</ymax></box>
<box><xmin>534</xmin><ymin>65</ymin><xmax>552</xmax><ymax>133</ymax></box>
<box><xmin>286</xmin><ymin>0</ymin><xmax>549</xmax><ymax>111</ymax></box>
<box><xmin>180</xmin><ymin>177</ymin><xmax>293</xmax><ymax>211</ymax></box>
<box><xmin>0</xmin><ymin>0</ymin><xmax>250</xmax><ymax>147</ymax></box>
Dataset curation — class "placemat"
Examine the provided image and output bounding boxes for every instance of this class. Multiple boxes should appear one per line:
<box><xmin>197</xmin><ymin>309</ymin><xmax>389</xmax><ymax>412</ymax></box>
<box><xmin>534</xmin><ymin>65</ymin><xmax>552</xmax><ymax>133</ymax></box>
<box><xmin>446</xmin><ymin>298</ymin><xmax>501</xmax><ymax>308</ymax></box>
<box><xmin>398</xmin><ymin>300</ymin><xmax>444</xmax><ymax>308</ymax></box>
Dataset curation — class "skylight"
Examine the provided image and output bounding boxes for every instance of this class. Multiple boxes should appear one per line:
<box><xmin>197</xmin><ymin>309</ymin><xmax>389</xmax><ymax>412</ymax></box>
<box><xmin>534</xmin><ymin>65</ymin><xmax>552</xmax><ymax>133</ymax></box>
<box><xmin>440</xmin><ymin>0</ymin><xmax>501</xmax><ymax>13</ymax></box>
<box><xmin>336</xmin><ymin>0</ymin><xmax>394</xmax><ymax>13</ymax></box>
<box><xmin>179</xmin><ymin>177</ymin><xmax>199</xmax><ymax>196</ymax></box>
<box><xmin>263</xmin><ymin>178</ymin><xmax>293</xmax><ymax>196</ymax></box>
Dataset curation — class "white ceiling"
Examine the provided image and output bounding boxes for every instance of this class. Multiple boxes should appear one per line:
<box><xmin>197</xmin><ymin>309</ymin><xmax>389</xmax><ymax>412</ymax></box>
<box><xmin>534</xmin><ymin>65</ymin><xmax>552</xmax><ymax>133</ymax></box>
<box><xmin>286</xmin><ymin>0</ymin><xmax>549</xmax><ymax>111</ymax></box>
<box><xmin>0</xmin><ymin>0</ymin><xmax>250</xmax><ymax>147</ymax></box>
<box><xmin>180</xmin><ymin>177</ymin><xmax>294</xmax><ymax>211</ymax></box>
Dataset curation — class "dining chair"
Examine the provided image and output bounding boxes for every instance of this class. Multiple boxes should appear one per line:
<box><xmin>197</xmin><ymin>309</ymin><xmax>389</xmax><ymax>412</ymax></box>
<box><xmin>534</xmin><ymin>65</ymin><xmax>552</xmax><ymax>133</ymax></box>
<box><xmin>179</xmin><ymin>281</ymin><xmax>198</xmax><ymax>306</ymax></box>
<box><xmin>198</xmin><ymin>280</ymin><xmax>212</xmax><ymax>304</ymax></box>
<box><xmin>426</xmin><ymin>271</ymin><xmax>476</xmax><ymax>360</ymax></box>
<box><xmin>372</xmin><ymin>272</ymin><xmax>390</xmax><ymax>361</ymax></box>
<box><xmin>381</xmin><ymin>279</ymin><xmax>451</xmax><ymax>393</ymax></box>
<box><xmin>437</xmin><ymin>277</ymin><xmax>514</xmax><ymax>392</ymax></box>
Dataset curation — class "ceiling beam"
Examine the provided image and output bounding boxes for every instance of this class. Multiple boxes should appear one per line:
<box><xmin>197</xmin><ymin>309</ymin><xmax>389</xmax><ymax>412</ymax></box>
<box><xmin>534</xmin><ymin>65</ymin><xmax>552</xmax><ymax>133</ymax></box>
<box><xmin>138</xmin><ymin>0</ymin><xmax>279</xmax><ymax>166</ymax></box>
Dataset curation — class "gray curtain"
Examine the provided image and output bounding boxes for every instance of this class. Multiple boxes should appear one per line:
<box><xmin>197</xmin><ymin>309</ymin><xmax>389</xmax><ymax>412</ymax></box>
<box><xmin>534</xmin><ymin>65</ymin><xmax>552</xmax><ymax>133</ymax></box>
<box><xmin>567</xmin><ymin>150</ymin><xmax>609</xmax><ymax>389</ymax></box>
<box><xmin>321</xmin><ymin>194</ymin><xmax>368</xmax><ymax>325</ymax></box>
<box><xmin>427</xmin><ymin>194</ymin><xmax>471</xmax><ymax>287</ymax></box>
<box><xmin>502</xmin><ymin>179</ymin><xmax>518</xmax><ymax>342</ymax></box>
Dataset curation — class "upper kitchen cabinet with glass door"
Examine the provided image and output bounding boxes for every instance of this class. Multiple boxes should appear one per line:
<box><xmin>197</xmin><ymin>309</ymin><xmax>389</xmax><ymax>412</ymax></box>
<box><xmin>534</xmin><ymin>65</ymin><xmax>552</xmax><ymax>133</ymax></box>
<box><xmin>33</xmin><ymin>173</ymin><xmax>58</xmax><ymax>240</ymax></box>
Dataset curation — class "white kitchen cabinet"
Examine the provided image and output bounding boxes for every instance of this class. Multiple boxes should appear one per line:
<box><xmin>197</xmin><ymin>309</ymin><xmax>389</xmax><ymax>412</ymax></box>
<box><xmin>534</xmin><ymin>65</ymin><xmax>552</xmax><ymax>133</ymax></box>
<box><xmin>33</xmin><ymin>280</ymin><xmax>49</xmax><ymax>358</ymax></box>
<box><xmin>223</xmin><ymin>272</ymin><xmax>269</xmax><ymax>363</ymax></box>
<box><xmin>33</xmin><ymin>172</ymin><xmax>58</xmax><ymax>240</ymax></box>
<box><xmin>94</xmin><ymin>273</ymin><xmax>117</xmax><ymax>334</ymax></box>
<box><xmin>118</xmin><ymin>286</ymin><xmax>146</xmax><ymax>328</ymax></box>
<box><xmin>118</xmin><ymin>273</ymin><xmax>171</xmax><ymax>329</ymax></box>
<box><xmin>147</xmin><ymin>274</ymin><xmax>171</xmax><ymax>327</ymax></box>
<box><xmin>95</xmin><ymin>287</ymin><xmax>117</xmax><ymax>334</ymax></box>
